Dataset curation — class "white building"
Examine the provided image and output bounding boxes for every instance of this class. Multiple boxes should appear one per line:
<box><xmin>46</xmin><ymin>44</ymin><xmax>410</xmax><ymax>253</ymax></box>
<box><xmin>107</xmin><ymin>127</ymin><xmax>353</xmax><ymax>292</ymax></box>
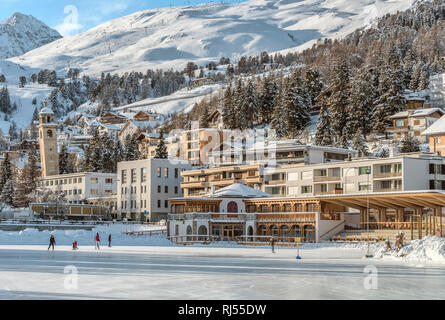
<box><xmin>117</xmin><ymin>158</ymin><xmax>193</xmax><ymax>222</ymax></box>
<box><xmin>262</xmin><ymin>153</ymin><xmax>445</xmax><ymax>197</ymax></box>
<box><xmin>39</xmin><ymin>172</ymin><xmax>117</xmax><ymax>204</ymax></box>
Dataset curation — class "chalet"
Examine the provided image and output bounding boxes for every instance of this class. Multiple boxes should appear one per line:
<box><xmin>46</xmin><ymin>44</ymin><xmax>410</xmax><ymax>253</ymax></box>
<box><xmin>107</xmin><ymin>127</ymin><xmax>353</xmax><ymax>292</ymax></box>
<box><xmin>209</xmin><ymin>108</ymin><xmax>223</xmax><ymax>129</ymax></box>
<box><xmin>118</xmin><ymin>120</ymin><xmax>154</xmax><ymax>141</ymax></box>
<box><xmin>131</xmin><ymin>110</ymin><xmax>159</xmax><ymax>122</ymax></box>
<box><xmin>100</xmin><ymin>112</ymin><xmax>128</xmax><ymax>124</ymax></box>
<box><xmin>387</xmin><ymin>108</ymin><xmax>444</xmax><ymax>143</ymax></box>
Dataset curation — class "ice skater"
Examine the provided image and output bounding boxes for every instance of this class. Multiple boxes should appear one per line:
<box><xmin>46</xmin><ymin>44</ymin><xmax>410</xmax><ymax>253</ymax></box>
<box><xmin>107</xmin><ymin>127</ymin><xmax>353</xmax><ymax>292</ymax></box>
<box><xmin>72</xmin><ymin>240</ymin><xmax>79</xmax><ymax>250</ymax></box>
<box><xmin>48</xmin><ymin>235</ymin><xmax>56</xmax><ymax>251</ymax></box>
<box><xmin>95</xmin><ymin>232</ymin><xmax>100</xmax><ymax>250</ymax></box>
<box><xmin>270</xmin><ymin>237</ymin><xmax>276</xmax><ymax>253</ymax></box>
<box><xmin>108</xmin><ymin>234</ymin><xmax>112</xmax><ymax>247</ymax></box>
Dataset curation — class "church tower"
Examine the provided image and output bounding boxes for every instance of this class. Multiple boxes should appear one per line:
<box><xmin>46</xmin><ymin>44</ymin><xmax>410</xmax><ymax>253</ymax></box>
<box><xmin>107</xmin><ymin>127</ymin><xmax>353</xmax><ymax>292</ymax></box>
<box><xmin>38</xmin><ymin>106</ymin><xmax>59</xmax><ymax>176</ymax></box>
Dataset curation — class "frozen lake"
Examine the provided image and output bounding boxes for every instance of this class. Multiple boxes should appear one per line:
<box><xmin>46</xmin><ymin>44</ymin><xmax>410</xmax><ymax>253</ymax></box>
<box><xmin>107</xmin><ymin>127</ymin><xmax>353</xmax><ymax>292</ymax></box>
<box><xmin>1</xmin><ymin>245</ymin><xmax>444</xmax><ymax>299</ymax></box>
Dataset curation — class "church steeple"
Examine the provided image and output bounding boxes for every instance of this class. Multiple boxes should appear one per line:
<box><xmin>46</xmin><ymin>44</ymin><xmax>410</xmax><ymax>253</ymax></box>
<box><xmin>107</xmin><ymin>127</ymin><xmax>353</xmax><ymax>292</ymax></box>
<box><xmin>38</xmin><ymin>102</ymin><xmax>59</xmax><ymax>176</ymax></box>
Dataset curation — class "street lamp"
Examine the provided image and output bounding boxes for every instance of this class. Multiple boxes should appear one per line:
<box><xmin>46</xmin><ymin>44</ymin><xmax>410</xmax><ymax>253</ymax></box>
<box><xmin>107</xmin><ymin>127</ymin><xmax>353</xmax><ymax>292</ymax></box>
<box><xmin>365</xmin><ymin>168</ymin><xmax>373</xmax><ymax>258</ymax></box>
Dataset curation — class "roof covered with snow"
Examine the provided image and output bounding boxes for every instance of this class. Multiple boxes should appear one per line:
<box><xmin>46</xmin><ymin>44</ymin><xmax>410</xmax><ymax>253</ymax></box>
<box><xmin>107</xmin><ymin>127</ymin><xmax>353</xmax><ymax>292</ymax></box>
<box><xmin>39</xmin><ymin>107</ymin><xmax>54</xmax><ymax>115</ymax></box>
<box><xmin>390</xmin><ymin>108</ymin><xmax>443</xmax><ymax>119</ymax></box>
<box><xmin>205</xmin><ymin>183</ymin><xmax>272</xmax><ymax>198</ymax></box>
<box><xmin>422</xmin><ymin>114</ymin><xmax>445</xmax><ymax>136</ymax></box>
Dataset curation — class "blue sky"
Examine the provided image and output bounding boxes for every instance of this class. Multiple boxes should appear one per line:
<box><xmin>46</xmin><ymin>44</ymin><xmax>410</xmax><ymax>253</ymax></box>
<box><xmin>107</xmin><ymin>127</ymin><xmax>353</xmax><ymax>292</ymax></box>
<box><xmin>0</xmin><ymin>0</ymin><xmax>247</xmax><ymax>36</ymax></box>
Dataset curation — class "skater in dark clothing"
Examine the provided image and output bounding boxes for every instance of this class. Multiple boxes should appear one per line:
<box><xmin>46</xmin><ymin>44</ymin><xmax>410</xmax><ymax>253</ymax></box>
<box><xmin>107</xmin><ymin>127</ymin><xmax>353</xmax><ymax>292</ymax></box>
<box><xmin>48</xmin><ymin>235</ymin><xmax>55</xmax><ymax>251</ymax></box>
<box><xmin>72</xmin><ymin>240</ymin><xmax>79</xmax><ymax>250</ymax></box>
<box><xmin>108</xmin><ymin>234</ymin><xmax>112</xmax><ymax>247</ymax></box>
<box><xmin>270</xmin><ymin>237</ymin><xmax>276</xmax><ymax>253</ymax></box>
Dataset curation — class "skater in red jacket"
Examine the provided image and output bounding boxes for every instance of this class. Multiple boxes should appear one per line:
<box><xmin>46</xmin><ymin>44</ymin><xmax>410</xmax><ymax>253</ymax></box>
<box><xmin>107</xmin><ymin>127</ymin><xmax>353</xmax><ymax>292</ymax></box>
<box><xmin>95</xmin><ymin>233</ymin><xmax>100</xmax><ymax>250</ymax></box>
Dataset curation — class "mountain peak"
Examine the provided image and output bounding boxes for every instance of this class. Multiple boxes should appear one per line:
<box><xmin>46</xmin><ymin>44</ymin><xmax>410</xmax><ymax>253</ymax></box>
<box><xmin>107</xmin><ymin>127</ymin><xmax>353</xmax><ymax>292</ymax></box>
<box><xmin>0</xmin><ymin>12</ymin><xmax>61</xmax><ymax>59</ymax></box>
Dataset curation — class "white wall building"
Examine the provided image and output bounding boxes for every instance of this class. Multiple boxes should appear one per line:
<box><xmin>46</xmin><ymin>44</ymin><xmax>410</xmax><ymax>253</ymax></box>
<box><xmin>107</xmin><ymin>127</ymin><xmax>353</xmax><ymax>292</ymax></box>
<box><xmin>39</xmin><ymin>172</ymin><xmax>117</xmax><ymax>204</ymax></box>
<box><xmin>117</xmin><ymin>158</ymin><xmax>193</xmax><ymax>222</ymax></box>
<box><xmin>262</xmin><ymin>153</ymin><xmax>445</xmax><ymax>197</ymax></box>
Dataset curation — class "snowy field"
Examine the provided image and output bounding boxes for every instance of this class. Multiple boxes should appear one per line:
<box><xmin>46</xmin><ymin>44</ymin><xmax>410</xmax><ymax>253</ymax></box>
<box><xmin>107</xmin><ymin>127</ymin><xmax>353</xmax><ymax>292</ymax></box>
<box><xmin>1</xmin><ymin>223</ymin><xmax>445</xmax><ymax>300</ymax></box>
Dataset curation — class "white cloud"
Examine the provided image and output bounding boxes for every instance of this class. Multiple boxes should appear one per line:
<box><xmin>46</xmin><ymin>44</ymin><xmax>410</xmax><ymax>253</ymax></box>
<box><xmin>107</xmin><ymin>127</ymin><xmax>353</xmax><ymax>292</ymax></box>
<box><xmin>54</xmin><ymin>21</ymin><xmax>84</xmax><ymax>36</ymax></box>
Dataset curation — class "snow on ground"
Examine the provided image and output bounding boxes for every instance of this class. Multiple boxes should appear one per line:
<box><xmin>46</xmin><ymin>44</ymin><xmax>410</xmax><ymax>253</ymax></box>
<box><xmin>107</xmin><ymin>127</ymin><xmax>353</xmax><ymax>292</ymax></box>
<box><xmin>8</xmin><ymin>0</ymin><xmax>416</xmax><ymax>76</ymax></box>
<box><xmin>1</xmin><ymin>224</ymin><xmax>445</xmax><ymax>299</ymax></box>
<box><xmin>375</xmin><ymin>236</ymin><xmax>445</xmax><ymax>263</ymax></box>
<box><xmin>0</xmin><ymin>223</ymin><xmax>170</xmax><ymax>247</ymax></box>
<box><xmin>1</xmin><ymin>243</ymin><xmax>445</xmax><ymax>299</ymax></box>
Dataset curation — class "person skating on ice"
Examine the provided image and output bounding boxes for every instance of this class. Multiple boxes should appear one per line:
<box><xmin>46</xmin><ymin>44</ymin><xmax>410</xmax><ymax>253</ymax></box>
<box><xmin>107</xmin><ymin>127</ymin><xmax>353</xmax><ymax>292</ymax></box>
<box><xmin>95</xmin><ymin>232</ymin><xmax>100</xmax><ymax>250</ymax></box>
<box><xmin>48</xmin><ymin>235</ymin><xmax>55</xmax><ymax>251</ymax></box>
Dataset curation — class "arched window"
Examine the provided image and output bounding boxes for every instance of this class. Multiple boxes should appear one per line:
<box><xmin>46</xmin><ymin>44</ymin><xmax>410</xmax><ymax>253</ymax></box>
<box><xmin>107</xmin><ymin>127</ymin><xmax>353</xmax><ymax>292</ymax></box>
<box><xmin>186</xmin><ymin>226</ymin><xmax>193</xmax><ymax>234</ymax></box>
<box><xmin>198</xmin><ymin>225</ymin><xmax>207</xmax><ymax>235</ymax></box>
<box><xmin>227</xmin><ymin>201</ymin><xmax>238</xmax><ymax>213</ymax></box>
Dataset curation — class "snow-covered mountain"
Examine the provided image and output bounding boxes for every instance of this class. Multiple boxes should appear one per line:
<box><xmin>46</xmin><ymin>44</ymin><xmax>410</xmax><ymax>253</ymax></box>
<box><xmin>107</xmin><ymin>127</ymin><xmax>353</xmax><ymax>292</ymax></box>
<box><xmin>9</xmin><ymin>0</ymin><xmax>415</xmax><ymax>76</ymax></box>
<box><xmin>0</xmin><ymin>12</ymin><xmax>62</xmax><ymax>60</ymax></box>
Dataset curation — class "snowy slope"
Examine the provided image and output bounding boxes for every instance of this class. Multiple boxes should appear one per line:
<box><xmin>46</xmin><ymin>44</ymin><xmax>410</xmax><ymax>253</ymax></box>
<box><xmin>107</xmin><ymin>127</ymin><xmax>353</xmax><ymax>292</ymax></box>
<box><xmin>9</xmin><ymin>0</ymin><xmax>415</xmax><ymax>76</ymax></box>
<box><xmin>0</xmin><ymin>13</ymin><xmax>61</xmax><ymax>60</ymax></box>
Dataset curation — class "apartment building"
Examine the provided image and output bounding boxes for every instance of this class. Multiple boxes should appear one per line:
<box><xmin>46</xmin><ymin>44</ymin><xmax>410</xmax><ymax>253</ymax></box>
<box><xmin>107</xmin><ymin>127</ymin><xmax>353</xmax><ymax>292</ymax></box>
<box><xmin>262</xmin><ymin>153</ymin><xmax>445</xmax><ymax>197</ymax></box>
<box><xmin>181</xmin><ymin>128</ymin><xmax>226</xmax><ymax>165</ymax></box>
<box><xmin>181</xmin><ymin>164</ymin><xmax>264</xmax><ymax>197</ymax></box>
<box><xmin>207</xmin><ymin>140</ymin><xmax>355</xmax><ymax>167</ymax></box>
<box><xmin>117</xmin><ymin>158</ymin><xmax>192</xmax><ymax>222</ymax></box>
<box><xmin>39</xmin><ymin>172</ymin><xmax>117</xmax><ymax>204</ymax></box>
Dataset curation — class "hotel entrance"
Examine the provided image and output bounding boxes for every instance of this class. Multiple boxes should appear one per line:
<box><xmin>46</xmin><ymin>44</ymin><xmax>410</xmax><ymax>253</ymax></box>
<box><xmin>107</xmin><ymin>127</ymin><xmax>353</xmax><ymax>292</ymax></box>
<box><xmin>212</xmin><ymin>223</ymin><xmax>244</xmax><ymax>241</ymax></box>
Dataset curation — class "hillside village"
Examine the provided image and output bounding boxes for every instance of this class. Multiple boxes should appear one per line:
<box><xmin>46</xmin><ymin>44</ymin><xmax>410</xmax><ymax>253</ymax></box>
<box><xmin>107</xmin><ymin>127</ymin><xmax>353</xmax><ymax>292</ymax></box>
<box><xmin>0</xmin><ymin>0</ymin><xmax>445</xmax><ymax>245</ymax></box>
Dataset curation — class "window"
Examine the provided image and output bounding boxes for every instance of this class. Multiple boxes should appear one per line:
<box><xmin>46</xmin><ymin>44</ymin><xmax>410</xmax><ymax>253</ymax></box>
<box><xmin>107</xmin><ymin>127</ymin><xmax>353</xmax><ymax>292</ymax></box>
<box><xmin>164</xmin><ymin>168</ymin><xmax>169</xmax><ymax>178</ymax></box>
<box><xmin>157</xmin><ymin>200</ymin><xmax>161</xmax><ymax>208</ymax></box>
<box><xmin>78</xmin><ymin>178</ymin><xmax>82</xmax><ymax>183</ymax></box>
<box><xmin>394</xmin><ymin>163</ymin><xmax>402</xmax><ymax>173</ymax></box>
<box><xmin>301</xmin><ymin>186</ymin><xmax>312</xmax><ymax>194</ymax></box>
<box><xmin>157</xmin><ymin>167</ymin><xmax>161</xmax><ymax>177</ymax></box>
<box><xmin>175</xmin><ymin>186</ymin><xmax>178</xmax><ymax>194</ymax></box>
<box><xmin>380</xmin><ymin>165</ymin><xmax>392</xmax><ymax>173</ymax></box>
<box><xmin>69</xmin><ymin>179</ymin><xmax>72</xmax><ymax>184</ymax></box>
<box><xmin>91</xmin><ymin>189</ymin><xmax>98</xmax><ymax>195</ymax></box>
<box><xmin>359</xmin><ymin>184</ymin><xmax>370</xmax><ymax>191</ymax></box>
<box><xmin>301</xmin><ymin>171</ymin><xmax>312</xmax><ymax>180</ymax></box>
<box><xmin>121</xmin><ymin>170</ymin><xmax>127</xmax><ymax>184</ymax></box>
<box><xmin>91</xmin><ymin>177</ymin><xmax>98</xmax><ymax>184</ymax></box>
<box><xmin>129</xmin><ymin>169</ymin><xmax>135</xmax><ymax>183</ymax></box>
<box><xmin>395</xmin><ymin>119</ymin><xmax>405</xmax><ymax>127</ymax></box>
<box><xmin>175</xmin><ymin>168</ymin><xmax>179</xmax><ymax>178</ymax></box>
<box><xmin>157</xmin><ymin>185</ymin><xmax>161</xmax><ymax>193</ymax></box>
<box><xmin>165</xmin><ymin>186</ymin><xmax>168</xmax><ymax>193</ymax></box>
<box><xmin>73</xmin><ymin>189</ymin><xmax>77</xmax><ymax>195</ymax></box>
<box><xmin>105</xmin><ymin>178</ymin><xmax>113</xmax><ymax>184</ymax></box>
<box><xmin>165</xmin><ymin>200</ymin><xmax>168</xmax><ymax>208</ymax></box>
<box><xmin>359</xmin><ymin>166</ymin><xmax>371</xmax><ymax>175</ymax></box>
<box><xmin>141</xmin><ymin>168</ymin><xmax>147</xmax><ymax>182</ymax></box>
<box><xmin>78</xmin><ymin>189</ymin><xmax>82</xmax><ymax>195</ymax></box>
<box><xmin>227</xmin><ymin>201</ymin><xmax>238</xmax><ymax>213</ymax></box>
<box><xmin>73</xmin><ymin>178</ymin><xmax>77</xmax><ymax>183</ymax></box>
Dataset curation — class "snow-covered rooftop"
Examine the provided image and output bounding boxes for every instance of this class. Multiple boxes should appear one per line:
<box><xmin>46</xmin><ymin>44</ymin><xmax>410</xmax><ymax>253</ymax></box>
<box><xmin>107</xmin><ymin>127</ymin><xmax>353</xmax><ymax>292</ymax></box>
<box><xmin>390</xmin><ymin>108</ymin><xmax>443</xmax><ymax>119</ymax></box>
<box><xmin>422</xmin><ymin>114</ymin><xmax>445</xmax><ymax>136</ymax></box>
<box><xmin>39</xmin><ymin>107</ymin><xmax>54</xmax><ymax>115</ymax></box>
<box><xmin>205</xmin><ymin>183</ymin><xmax>272</xmax><ymax>198</ymax></box>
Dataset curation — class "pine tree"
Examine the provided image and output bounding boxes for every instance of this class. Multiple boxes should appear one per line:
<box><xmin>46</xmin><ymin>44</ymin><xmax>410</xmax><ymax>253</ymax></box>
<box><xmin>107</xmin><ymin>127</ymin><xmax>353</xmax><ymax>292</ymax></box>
<box><xmin>305</xmin><ymin>68</ymin><xmax>323</xmax><ymax>106</ymax></box>
<box><xmin>154</xmin><ymin>130</ymin><xmax>168</xmax><ymax>159</ymax></box>
<box><xmin>0</xmin><ymin>153</ymin><xmax>12</xmax><ymax>195</ymax></box>
<box><xmin>1</xmin><ymin>179</ymin><xmax>15</xmax><ymax>207</ymax></box>
<box><xmin>239</xmin><ymin>79</ymin><xmax>259</xmax><ymax>129</ymax></box>
<box><xmin>329</xmin><ymin>60</ymin><xmax>351</xmax><ymax>146</ymax></box>
<box><xmin>199</xmin><ymin>104</ymin><xmax>210</xmax><ymax>128</ymax></box>
<box><xmin>372</xmin><ymin>50</ymin><xmax>406</xmax><ymax>134</ymax></box>
<box><xmin>315</xmin><ymin>103</ymin><xmax>334</xmax><ymax>146</ymax></box>
<box><xmin>352</xmin><ymin>129</ymin><xmax>369</xmax><ymax>157</ymax></box>
<box><xmin>348</xmin><ymin>66</ymin><xmax>378</xmax><ymax>138</ymax></box>
<box><xmin>222</xmin><ymin>83</ymin><xmax>235</xmax><ymax>129</ymax></box>
<box><xmin>399</xmin><ymin>134</ymin><xmax>420</xmax><ymax>153</ymax></box>
<box><xmin>258</xmin><ymin>74</ymin><xmax>278</xmax><ymax>124</ymax></box>
<box><xmin>59</xmin><ymin>144</ymin><xmax>69</xmax><ymax>174</ymax></box>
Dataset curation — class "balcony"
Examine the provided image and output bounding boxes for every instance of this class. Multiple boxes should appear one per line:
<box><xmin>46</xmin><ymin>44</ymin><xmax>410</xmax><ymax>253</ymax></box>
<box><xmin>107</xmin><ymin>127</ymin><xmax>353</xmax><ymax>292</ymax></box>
<box><xmin>373</xmin><ymin>172</ymin><xmax>402</xmax><ymax>179</ymax></box>
<box><xmin>373</xmin><ymin>188</ymin><xmax>402</xmax><ymax>193</ymax></box>
<box><xmin>180</xmin><ymin>181</ymin><xmax>207</xmax><ymax>188</ymax></box>
<box><xmin>265</xmin><ymin>179</ymin><xmax>285</xmax><ymax>185</ymax></box>
<box><xmin>313</xmin><ymin>176</ymin><xmax>341</xmax><ymax>183</ymax></box>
